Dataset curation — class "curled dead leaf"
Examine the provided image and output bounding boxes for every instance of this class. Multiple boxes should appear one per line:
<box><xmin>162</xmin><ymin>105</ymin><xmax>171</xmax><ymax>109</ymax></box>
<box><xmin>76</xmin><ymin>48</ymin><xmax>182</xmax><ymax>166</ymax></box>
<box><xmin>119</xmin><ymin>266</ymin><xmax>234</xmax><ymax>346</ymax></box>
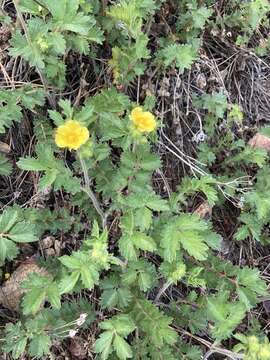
<box><xmin>194</xmin><ymin>201</ymin><xmax>212</xmax><ymax>220</ymax></box>
<box><xmin>195</xmin><ymin>73</ymin><xmax>207</xmax><ymax>90</ymax></box>
<box><xmin>69</xmin><ymin>337</ymin><xmax>88</xmax><ymax>359</ymax></box>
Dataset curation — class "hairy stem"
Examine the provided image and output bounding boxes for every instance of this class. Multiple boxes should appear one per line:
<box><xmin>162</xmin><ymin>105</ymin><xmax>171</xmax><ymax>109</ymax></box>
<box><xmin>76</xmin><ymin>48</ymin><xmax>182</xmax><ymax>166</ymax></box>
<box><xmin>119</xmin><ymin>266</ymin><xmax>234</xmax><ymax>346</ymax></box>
<box><xmin>79</xmin><ymin>157</ymin><xmax>106</xmax><ymax>228</ymax></box>
<box><xmin>154</xmin><ymin>281</ymin><xmax>172</xmax><ymax>303</ymax></box>
<box><xmin>12</xmin><ymin>0</ymin><xmax>55</xmax><ymax>108</ymax></box>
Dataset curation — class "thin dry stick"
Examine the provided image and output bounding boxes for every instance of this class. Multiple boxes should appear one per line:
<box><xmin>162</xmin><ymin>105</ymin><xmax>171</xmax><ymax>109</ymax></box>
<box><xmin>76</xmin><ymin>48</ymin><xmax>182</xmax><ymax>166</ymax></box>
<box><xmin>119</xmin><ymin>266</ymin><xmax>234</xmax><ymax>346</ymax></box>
<box><xmin>158</xmin><ymin>140</ymin><xmax>206</xmax><ymax>176</ymax></box>
<box><xmin>159</xmin><ymin>130</ymin><xmax>252</xmax><ymax>205</ymax></box>
<box><xmin>154</xmin><ymin>281</ymin><xmax>171</xmax><ymax>303</ymax></box>
<box><xmin>176</xmin><ymin>328</ymin><xmax>245</xmax><ymax>360</ymax></box>
<box><xmin>0</xmin><ymin>62</ymin><xmax>14</xmax><ymax>88</ymax></box>
<box><xmin>203</xmin><ymin>349</ymin><xmax>244</xmax><ymax>360</ymax></box>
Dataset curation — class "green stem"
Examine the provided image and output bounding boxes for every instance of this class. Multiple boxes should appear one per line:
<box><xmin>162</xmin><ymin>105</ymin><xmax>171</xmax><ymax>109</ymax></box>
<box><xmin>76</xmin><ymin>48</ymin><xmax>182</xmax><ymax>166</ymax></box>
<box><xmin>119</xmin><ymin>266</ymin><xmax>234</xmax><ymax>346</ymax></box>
<box><xmin>110</xmin><ymin>256</ymin><xmax>127</xmax><ymax>268</ymax></box>
<box><xmin>79</xmin><ymin>157</ymin><xmax>106</xmax><ymax>228</ymax></box>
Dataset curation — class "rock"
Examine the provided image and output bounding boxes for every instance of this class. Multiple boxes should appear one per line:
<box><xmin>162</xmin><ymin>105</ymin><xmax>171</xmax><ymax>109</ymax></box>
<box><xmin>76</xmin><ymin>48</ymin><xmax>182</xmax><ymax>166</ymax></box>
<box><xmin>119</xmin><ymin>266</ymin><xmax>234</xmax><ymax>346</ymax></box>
<box><xmin>248</xmin><ymin>133</ymin><xmax>270</xmax><ymax>152</ymax></box>
<box><xmin>0</xmin><ymin>141</ymin><xmax>10</xmax><ymax>154</ymax></box>
<box><xmin>40</xmin><ymin>236</ymin><xmax>62</xmax><ymax>257</ymax></box>
<box><xmin>0</xmin><ymin>259</ymin><xmax>49</xmax><ymax>311</ymax></box>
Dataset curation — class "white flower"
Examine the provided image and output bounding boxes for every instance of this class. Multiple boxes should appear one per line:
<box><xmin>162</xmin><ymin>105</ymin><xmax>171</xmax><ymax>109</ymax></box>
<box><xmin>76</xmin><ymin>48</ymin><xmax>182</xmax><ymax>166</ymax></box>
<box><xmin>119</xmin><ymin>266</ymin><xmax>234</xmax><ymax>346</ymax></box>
<box><xmin>69</xmin><ymin>329</ymin><xmax>78</xmax><ymax>338</ymax></box>
<box><xmin>193</xmin><ymin>130</ymin><xmax>207</xmax><ymax>143</ymax></box>
<box><xmin>238</xmin><ymin>196</ymin><xmax>245</xmax><ymax>208</ymax></box>
<box><xmin>76</xmin><ymin>313</ymin><xmax>87</xmax><ymax>327</ymax></box>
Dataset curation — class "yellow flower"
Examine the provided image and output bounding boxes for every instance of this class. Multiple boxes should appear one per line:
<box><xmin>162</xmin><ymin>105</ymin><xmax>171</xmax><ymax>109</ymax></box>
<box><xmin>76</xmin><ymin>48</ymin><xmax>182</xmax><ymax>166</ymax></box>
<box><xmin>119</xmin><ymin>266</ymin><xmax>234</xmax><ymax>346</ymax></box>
<box><xmin>55</xmin><ymin>120</ymin><xmax>89</xmax><ymax>150</ymax></box>
<box><xmin>130</xmin><ymin>107</ymin><xmax>156</xmax><ymax>133</ymax></box>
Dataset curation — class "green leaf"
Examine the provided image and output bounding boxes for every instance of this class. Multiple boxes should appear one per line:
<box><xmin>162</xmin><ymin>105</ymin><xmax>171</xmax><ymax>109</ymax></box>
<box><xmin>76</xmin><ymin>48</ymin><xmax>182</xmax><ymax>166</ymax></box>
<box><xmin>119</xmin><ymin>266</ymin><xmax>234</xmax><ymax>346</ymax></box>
<box><xmin>19</xmin><ymin>0</ymin><xmax>40</xmax><ymax>14</ymax></box>
<box><xmin>130</xmin><ymin>298</ymin><xmax>177</xmax><ymax>347</ymax></box>
<box><xmin>18</xmin><ymin>143</ymin><xmax>81</xmax><ymax>194</ymax></box>
<box><xmin>0</xmin><ymin>208</ymin><xmax>18</xmax><ymax>232</ymax></box>
<box><xmin>160</xmin><ymin>214</ymin><xmax>211</xmax><ymax>262</ymax></box>
<box><xmin>80</xmin><ymin>263</ymin><xmax>99</xmax><ymax>288</ymax></box>
<box><xmin>159</xmin><ymin>42</ymin><xmax>199</xmax><ymax>72</ymax></box>
<box><xmin>22</xmin><ymin>273</ymin><xmax>60</xmax><ymax>315</ymax></box>
<box><xmin>176</xmin><ymin>176</ymin><xmax>218</xmax><ymax>206</ymax></box>
<box><xmin>0</xmin><ymin>154</ymin><xmax>12</xmax><ymax>176</ymax></box>
<box><xmin>3</xmin><ymin>322</ymin><xmax>28</xmax><ymax>359</ymax></box>
<box><xmin>9</xmin><ymin>222</ymin><xmax>38</xmax><ymax>243</ymax></box>
<box><xmin>59</xmin><ymin>99</ymin><xmax>73</xmax><ymax>118</ymax></box>
<box><xmin>59</xmin><ymin>255</ymin><xmax>82</xmax><ymax>269</ymax></box>
<box><xmin>207</xmin><ymin>293</ymin><xmax>246</xmax><ymax>340</ymax></box>
<box><xmin>179</xmin><ymin>231</ymin><xmax>208</xmax><ymax>261</ymax></box>
<box><xmin>0</xmin><ymin>208</ymin><xmax>38</xmax><ymax>263</ymax></box>
<box><xmin>134</xmin><ymin>207</ymin><xmax>152</xmax><ymax>231</ymax></box>
<box><xmin>59</xmin><ymin>271</ymin><xmax>80</xmax><ymax>294</ymax></box>
<box><xmin>48</xmin><ymin>109</ymin><xmax>65</xmax><ymax>126</ymax></box>
<box><xmin>13</xmin><ymin>338</ymin><xmax>28</xmax><ymax>359</ymax></box>
<box><xmin>160</xmin><ymin>260</ymin><xmax>186</xmax><ymax>284</ymax></box>
<box><xmin>0</xmin><ymin>87</ymin><xmax>44</xmax><ymax>133</ymax></box>
<box><xmin>119</xmin><ymin>235</ymin><xmax>137</xmax><ymax>261</ymax></box>
<box><xmin>0</xmin><ymin>237</ymin><xmax>19</xmax><ymax>263</ymax></box>
<box><xmin>122</xmin><ymin>260</ymin><xmax>156</xmax><ymax>292</ymax></box>
<box><xmin>39</xmin><ymin>169</ymin><xmax>58</xmax><ymax>190</ymax></box>
<box><xmin>9</xmin><ymin>18</ymin><xmax>48</xmax><ymax>69</ymax></box>
<box><xmin>100</xmin><ymin>276</ymin><xmax>133</xmax><ymax>309</ymax></box>
<box><xmin>88</xmin><ymin>87</ymin><xmax>130</xmax><ymax>114</ymax></box>
<box><xmin>74</xmin><ymin>103</ymin><xmax>94</xmax><ymax>124</ymax></box>
<box><xmin>59</xmin><ymin>251</ymin><xmax>101</xmax><ymax>292</ymax></box>
<box><xmin>29</xmin><ymin>334</ymin><xmax>51</xmax><ymax>358</ymax></box>
<box><xmin>95</xmin><ymin>331</ymin><xmax>114</xmax><ymax>360</ymax></box>
<box><xmin>47</xmin><ymin>284</ymin><xmax>61</xmax><ymax>309</ymax></box>
<box><xmin>22</xmin><ymin>286</ymin><xmax>47</xmax><ymax>315</ymax></box>
<box><xmin>100</xmin><ymin>314</ymin><xmax>136</xmax><ymax>336</ymax></box>
<box><xmin>47</xmin><ymin>0</ymin><xmax>97</xmax><ymax>36</ymax></box>
<box><xmin>48</xmin><ymin>32</ymin><xmax>66</xmax><ymax>54</ymax></box>
<box><xmin>113</xmin><ymin>334</ymin><xmax>133</xmax><ymax>360</ymax></box>
<box><xmin>194</xmin><ymin>92</ymin><xmax>228</xmax><ymax>119</ymax></box>
<box><xmin>132</xmin><ymin>232</ymin><xmax>157</xmax><ymax>252</ymax></box>
<box><xmin>101</xmin><ymin>286</ymin><xmax>132</xmax><ymax>310</ymax></box>
<box><xmin>17</xmin><ymin>157</ymin><xmax>47</xmax><ymax>171</ymax></box>
<box><xmin>147</xmin><ymin>197</ymin><xmax>170</xmax><ymax>211</ymax></box>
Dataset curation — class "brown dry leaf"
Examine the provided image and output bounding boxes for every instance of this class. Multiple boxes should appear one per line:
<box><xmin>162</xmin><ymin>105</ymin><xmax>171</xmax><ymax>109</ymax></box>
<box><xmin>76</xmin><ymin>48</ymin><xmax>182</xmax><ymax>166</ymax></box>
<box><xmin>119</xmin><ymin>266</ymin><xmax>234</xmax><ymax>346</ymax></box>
<box><xmin>0</xmin><ymin>25</ymin><xmax>11</xmax><ymax>51</ymax></box>
<box><xmin>40</xmin><ymin>236</ymin><xmax>54</xmax><ymax>250</ymax></box>
<box><xmin>263</xmin><ymin>300</ymin><xmax>270</xmax><ymax>314</ymax></box>
<box><xmin>0</xmin><ymin>259</ymin><xmax>50</xmax><ymax>311</ymax></box>
<box><xmin>196</xmin><ymin>73</ymin><xmax>207</xmax><ymax>90</ymax></box>
<box><xmin>69</xmin><ymin>337</ymin><xmax>88</xmax><ymax>359</ymax></box>
<box><xmin>248</xmin><ymin>133</ymin><xmax>270</xmax><ymax>152</ymax></box>
<box><xmin>194</xmin><ymin>201</ymin><xmax>212</xmax><ymax>219</ymax></box>
<box><xmin>0</xmin><ymin>141</ymin><xmax>10</xmax><ymax>154</ymax></box>
<box><xmin>54</xmin><ymin>239</ymin><xmax>62</xmax><ymax>256</ymax></box>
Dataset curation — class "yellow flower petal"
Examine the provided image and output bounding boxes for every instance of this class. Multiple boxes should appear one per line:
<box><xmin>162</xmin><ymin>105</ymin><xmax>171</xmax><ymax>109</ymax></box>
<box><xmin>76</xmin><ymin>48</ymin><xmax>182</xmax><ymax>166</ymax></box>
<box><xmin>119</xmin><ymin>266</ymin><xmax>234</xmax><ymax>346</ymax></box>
<box><xmin>55</xmin><ymin>120</ymin><xmax>89</xmax><ymax>150</ymax></box>
<box><xmin>130</xmin><ymin>107</ymin><xmax>156</xmax><ymax>133</ymax></box>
